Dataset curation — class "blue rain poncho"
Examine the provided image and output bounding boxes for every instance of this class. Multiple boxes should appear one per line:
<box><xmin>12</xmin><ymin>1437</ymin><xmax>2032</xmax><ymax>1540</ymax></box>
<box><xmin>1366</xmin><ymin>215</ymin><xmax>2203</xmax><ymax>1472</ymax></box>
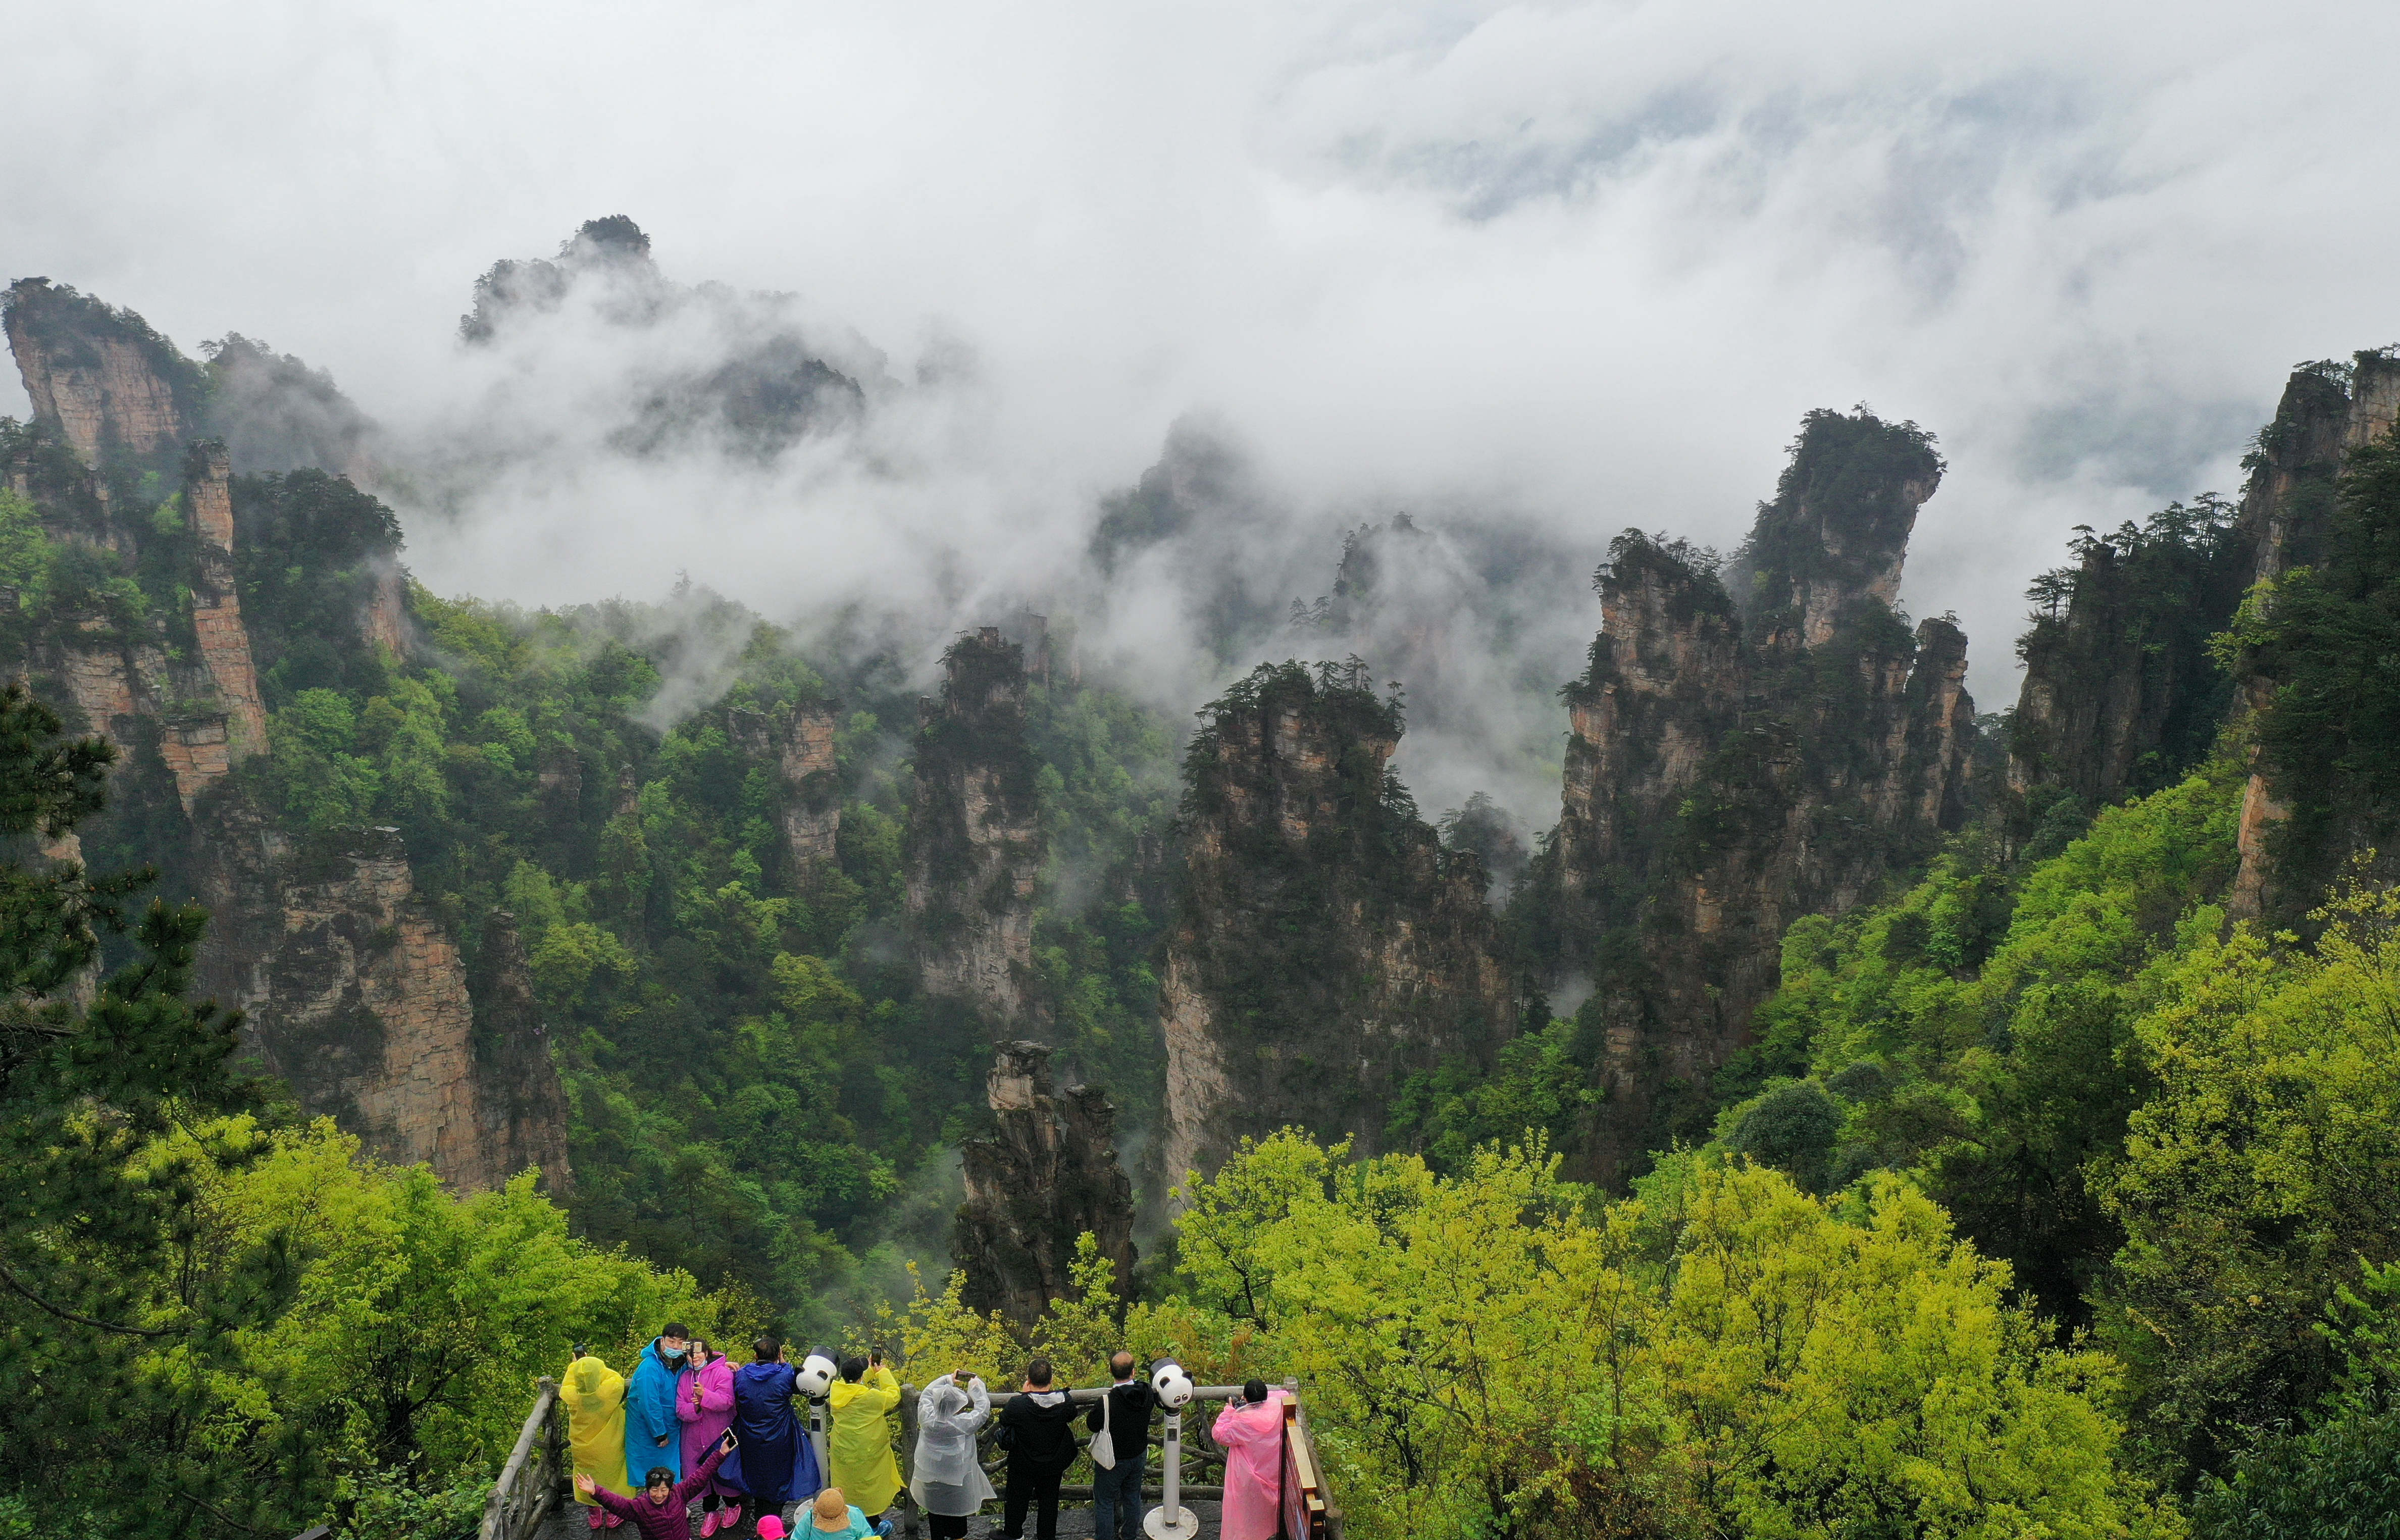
<box><xmin>625</xmin><ymin>1338</ymin><xmax>686</xmax><ymax>1484</ymax></box>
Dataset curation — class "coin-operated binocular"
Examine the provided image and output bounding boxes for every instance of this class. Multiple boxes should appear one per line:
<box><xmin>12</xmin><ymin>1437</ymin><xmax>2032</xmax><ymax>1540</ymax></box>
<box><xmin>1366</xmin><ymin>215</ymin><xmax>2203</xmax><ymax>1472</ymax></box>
<box><xmin>798</xmin><ymin>1350</ymin><xmax>838</xmax><ymax>1470</ymax></box>
<box><xmin>1143</xmin><ymin>1359</ymin><xmax>1200</xmax><ymax>1540</ymax></box>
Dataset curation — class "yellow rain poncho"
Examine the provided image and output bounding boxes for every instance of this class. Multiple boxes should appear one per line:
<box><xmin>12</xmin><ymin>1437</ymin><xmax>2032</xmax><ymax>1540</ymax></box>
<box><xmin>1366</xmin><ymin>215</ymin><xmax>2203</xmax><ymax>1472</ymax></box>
<box><xmin>826</xmin><ymin>1364</ymin><xmax>904</xmax><ymax>1515</ymax></box>
<box><xmin>562</xmin><ymin>1353</ymin><xmax>630</xmax><ymax>1506</ymax></box>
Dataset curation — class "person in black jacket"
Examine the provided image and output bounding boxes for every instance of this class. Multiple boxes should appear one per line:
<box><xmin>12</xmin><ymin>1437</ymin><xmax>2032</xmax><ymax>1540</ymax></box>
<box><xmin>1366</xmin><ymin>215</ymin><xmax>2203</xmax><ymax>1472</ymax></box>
<box><xmin>1085</xmin><ymin>1351</ymin><xmax>1157</xmax><ymax>1540</ymax></box>
<box><xmin>998</xmin><ymin>1359</ymin><xmax>1082</xmax><ymax>1540</ymax></box>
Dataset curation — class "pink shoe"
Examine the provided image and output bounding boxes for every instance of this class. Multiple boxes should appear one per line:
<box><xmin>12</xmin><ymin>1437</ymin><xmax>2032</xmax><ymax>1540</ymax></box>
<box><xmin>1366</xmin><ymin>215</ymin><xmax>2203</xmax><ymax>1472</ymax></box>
<box><xmin>701</xmin><ymin>1513</ymin><xmax>721</xmax><ymax>1537</ymax></box>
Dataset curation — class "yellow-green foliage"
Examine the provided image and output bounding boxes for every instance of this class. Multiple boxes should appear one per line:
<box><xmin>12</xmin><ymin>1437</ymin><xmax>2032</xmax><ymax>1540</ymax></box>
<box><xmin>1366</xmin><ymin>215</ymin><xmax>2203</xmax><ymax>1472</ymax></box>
<box><xmin>878</xmin><ymin>1235</ymin><xmax>1273</xmax><ymax>1394</ymax></box>
<box><xmin>0</xmin><ymin>489</ymin><xmax>56</xmax><ymax>612</ymax></box>
<box><xmin>899</xmin><ymin>1132</ymin><xmax>2172</xmax><ymax>1539</ymax></box>
<box><xmin>2102</xmin><ymin>877</ymin><xmax>2400</xmax><ymax>1475</ymax></box>
<box><xmin>144</xmin><ymin>1117</ymin><xmax>758</xmax><ymax>1516</ymax></box>
<box><xmin>1717</xmin><ymin>764</ymin><xmax>2243</xmax><ymax>1320</ymax></box>
<box><xmin>1195</xmin><ymin>1134</ymin><xmax>2174</xmax><ymax>1539</ymax></box>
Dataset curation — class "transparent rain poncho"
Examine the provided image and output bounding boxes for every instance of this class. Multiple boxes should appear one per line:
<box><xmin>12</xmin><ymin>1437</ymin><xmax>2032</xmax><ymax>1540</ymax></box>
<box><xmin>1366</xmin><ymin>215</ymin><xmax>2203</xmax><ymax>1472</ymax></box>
<box><xmin>908</xmin><ymin>1375</ymin><xmax>997</xmax><ymax>1517</ymax></box>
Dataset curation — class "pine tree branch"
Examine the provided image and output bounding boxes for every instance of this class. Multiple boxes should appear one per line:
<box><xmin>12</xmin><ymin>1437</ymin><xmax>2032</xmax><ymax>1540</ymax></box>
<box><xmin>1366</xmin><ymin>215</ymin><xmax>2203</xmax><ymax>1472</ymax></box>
<box><xmin>171</xmin><ymin>1486</ymin><xmax>263</xmax><ymax>1534</ymax></box>
<box><xmin>0</xmin><ymin>1254</ymin><xmax>175</xmax><ymax>1337</ymax></box>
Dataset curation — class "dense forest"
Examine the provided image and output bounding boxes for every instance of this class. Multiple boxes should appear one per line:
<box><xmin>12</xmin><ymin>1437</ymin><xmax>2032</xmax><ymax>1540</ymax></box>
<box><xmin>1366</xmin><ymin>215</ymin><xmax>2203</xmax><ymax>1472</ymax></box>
<box><xmin>10</xmin><ymin>239</ymin><xmax>2400</xmax><ymax>1538</ymax></box>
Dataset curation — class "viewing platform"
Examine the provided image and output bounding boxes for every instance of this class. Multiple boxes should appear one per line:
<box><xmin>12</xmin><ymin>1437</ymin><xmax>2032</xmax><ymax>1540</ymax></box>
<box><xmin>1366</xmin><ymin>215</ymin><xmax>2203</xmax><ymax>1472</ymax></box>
<box><xmin>483</xmin><ymin>1377</ymin><xmax>1340</xmax><ymax>1540</ymax></box>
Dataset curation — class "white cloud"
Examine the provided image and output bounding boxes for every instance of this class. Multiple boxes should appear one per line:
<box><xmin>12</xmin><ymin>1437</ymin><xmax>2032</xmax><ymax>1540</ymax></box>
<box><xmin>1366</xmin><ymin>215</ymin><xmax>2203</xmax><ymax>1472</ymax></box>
<box><xmin>6</xmin><ymin>0</ymin><xmax>2398</xmax><ymax>775</ymax></box>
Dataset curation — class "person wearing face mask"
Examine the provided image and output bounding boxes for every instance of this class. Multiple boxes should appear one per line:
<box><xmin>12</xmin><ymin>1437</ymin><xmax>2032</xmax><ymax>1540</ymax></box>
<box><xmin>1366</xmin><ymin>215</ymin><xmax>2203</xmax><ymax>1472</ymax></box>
<box><xmin>627</xmin><ymin>1323</ymin><xmax>693</xmax><ymax>1491</ymax></box>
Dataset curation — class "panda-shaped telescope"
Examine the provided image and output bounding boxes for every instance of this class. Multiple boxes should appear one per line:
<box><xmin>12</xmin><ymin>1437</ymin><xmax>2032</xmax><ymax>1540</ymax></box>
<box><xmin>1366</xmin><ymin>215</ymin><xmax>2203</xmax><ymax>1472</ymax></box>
<box><xmin>797</xmin><ymin>1351</ymin><xmax>837</xmax><ymax>1472</ymax></box>
<box><xmin>1145</xmin><ymin>1360</ymin><xmax>1200</xmax><ymax>1540</ymax></box>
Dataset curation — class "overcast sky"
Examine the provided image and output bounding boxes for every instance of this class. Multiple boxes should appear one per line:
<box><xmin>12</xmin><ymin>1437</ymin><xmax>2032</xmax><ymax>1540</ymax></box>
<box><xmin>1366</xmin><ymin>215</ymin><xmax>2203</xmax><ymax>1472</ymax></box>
<box><xmin>7</xmin><ymin>0</ymin><xmax>2399</xmax><ymax>707</ymax></box>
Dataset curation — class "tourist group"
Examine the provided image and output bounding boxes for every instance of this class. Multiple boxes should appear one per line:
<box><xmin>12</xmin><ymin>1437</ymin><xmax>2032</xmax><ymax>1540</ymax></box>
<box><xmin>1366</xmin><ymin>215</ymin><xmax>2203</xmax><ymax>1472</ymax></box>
<box><xmin>560</xmin><ymin>1327</ymin><xmax>1294</xmax><ymax>1540</ymax></box>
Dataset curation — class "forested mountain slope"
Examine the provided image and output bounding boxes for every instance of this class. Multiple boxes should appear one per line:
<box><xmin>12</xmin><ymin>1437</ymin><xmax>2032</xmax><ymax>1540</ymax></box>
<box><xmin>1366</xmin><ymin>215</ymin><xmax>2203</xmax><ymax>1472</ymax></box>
<box><xmin>1</xmin><ymin>252</ymin><xmax>1183</xmax><ymax>1327</ymax></box>
<box><xmin>13</xmin><ymin>224</ymin><xmax>2400</xmax><ymax>1537</ymax></box>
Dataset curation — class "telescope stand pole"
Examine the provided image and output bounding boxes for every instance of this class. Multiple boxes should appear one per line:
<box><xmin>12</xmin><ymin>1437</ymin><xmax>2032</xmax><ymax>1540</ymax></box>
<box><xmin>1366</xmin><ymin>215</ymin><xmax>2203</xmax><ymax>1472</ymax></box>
<box><xmin>1142</xmin><ymin>1408</ymin><xmax>1198</xmax><ymax>1540</ymax></box>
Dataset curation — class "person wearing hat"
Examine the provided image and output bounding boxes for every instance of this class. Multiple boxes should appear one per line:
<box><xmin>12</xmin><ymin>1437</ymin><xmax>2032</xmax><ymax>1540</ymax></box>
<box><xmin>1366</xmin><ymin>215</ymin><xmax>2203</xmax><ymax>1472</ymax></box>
<box><xmin>803</xmin><ymin>1486</ymin><xmax>883</xmax><ymax>1538</ymax></box>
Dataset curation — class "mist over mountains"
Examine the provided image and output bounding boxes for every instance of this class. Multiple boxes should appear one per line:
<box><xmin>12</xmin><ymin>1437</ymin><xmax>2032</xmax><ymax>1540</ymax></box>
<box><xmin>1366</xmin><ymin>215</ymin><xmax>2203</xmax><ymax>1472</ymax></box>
<box><xmin>111</xmin><ymin>216</ymin><xmax>1605</xmax><ymax>841</ymax></box>
<box><xmin>15</xmin><ymin>8</ymin><xmax>2400</xmax><ymax>1532</ymax></box>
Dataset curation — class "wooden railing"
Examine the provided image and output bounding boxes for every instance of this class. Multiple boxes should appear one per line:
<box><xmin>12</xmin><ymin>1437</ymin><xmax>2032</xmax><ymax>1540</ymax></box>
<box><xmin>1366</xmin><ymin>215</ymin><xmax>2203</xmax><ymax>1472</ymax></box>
<box><xmin>480</xmin><ymin>1375</ymin><xmax>565</xmax><ymax>1540</ymax></box>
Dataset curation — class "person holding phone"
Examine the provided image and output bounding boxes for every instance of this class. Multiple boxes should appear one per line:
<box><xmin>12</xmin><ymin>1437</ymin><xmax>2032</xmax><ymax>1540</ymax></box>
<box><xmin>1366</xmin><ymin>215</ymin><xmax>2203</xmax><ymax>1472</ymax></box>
<box><xmin>575</xmin><ymin>1429</ymin><xmax>737</xmax><ymax>1540</ymax></box>
<box><xmin>909</xmin><ymin>1369</ymin><xmax>995</xmax><ymax>1540</ymax></box>
<box><xmin>1211</xmin><ymin>1379</ymin><xmax>1292</xmax><ymax>1540</ymax></box>
<box><xmin>679</xmin><ymin>1338</ymin><xmax>741</xmax><ymax>1535</ymax></box>
<box><xmin>731</xmin><ymin>1337</ymin><xmax>806</xmax><ymax>1525</ymax></box>
<box><xmin>826</xmin><ymin>1350</ymin><xmax>905</xmax><ymax>1528</ymax></box>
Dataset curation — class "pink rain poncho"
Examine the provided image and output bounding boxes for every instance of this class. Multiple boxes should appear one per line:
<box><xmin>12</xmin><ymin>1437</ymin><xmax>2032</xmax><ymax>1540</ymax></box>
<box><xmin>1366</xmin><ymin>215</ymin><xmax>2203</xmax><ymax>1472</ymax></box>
<box><xmin>678</xmin><ymin>1349</ymin><xmax>739</xmax><ymax>1502</ymax></box>
<box><xmin>1210</xmin><ymin>1389</ymin><xmax>1292</xmax><ymax>1540</ymax></box>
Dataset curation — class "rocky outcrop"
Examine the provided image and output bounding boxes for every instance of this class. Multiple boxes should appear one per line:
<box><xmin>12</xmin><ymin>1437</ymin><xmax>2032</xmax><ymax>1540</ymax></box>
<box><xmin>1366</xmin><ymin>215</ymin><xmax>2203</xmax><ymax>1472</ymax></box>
<box><xmin>460</xmin><ymin>217</ymin><xmax>865</xmax><ymax>460</ymax></box>
<box><xmin>1725</xmin><ymin>407</ymin><xmax>1943</xmax><ymax>647</ymax></box>
<box><xmin>1159</xmin><ymin>658</ymin><xmax>1518</xmax><ymax>1185</ymax></box>
<box><xmin>15</xmin><ymin>442</ymin><xmax>270</xmax><ymax>812</ymax></box>
<box><xmin>201</xmin><ymin>332</ymin><xmax>378</xmax><ymax>478</ymax></box>
<box><xmin>5</xmin><ymin>281</ymin><xmax>564</xmax><ymax>1194</ymax></box>
<box><xmin>5</xmin><ymin>278</ymin><xmax>205</xmax><ymax>466</ymax></box>
<box><xmin>199</xmin><ymin>819</ymin><xmax>569</xmax><ymax>1191</ymax></box>
<box><xmin>953</xmin><ymin>1041</ymin><xmax>1137</xmax><ymax>1324</ymax></box>
<box><xmin>364</xmin><ymin>564</ymin><xmax>410</xmax><ymax>657</ymax></box>
<box><xmin>729</xmin><ymin>698</ymin><xmax>842</xmax><ymax>887</ymax></box>
<box><xmin>182</xmin><ymin>443</ymin><xmax>270</xmax><ymax>766</ymax></box>
<box><xmin>2007</xmin><ymin>504</ymin><xmax>2246</xmax><ymax>815</ymax></box>
<box><xmin>467</xmin><ymin>910</ymin><xmax>575</xmax><ymax>1194</ymax></box>
<box><xmin>906</xmin><ymin>629</ymin><xmax>1042</xmax><ymax>1024</ymax></box>
<box><xmin>2226</xmin><ymin>352</ymin><xmax>2400</xmax><ymax>918</ymax></box>
<box><xmin>1553</xmin><ymin>536</ymin><xmax>1744</xmax><ymax>924</ymax></box>
<box><xmin>1538</xmin><ymin>408</ymin><xmax>1975</xmax><ymax>1183</ymax></box>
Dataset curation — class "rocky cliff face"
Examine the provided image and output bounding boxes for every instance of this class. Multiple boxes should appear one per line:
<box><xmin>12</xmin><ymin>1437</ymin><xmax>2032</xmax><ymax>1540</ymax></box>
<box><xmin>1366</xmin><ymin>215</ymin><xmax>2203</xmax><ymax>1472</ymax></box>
<box><xmin>4</xmin><ymin>278</ymin><xmax>566</xmax><ymax>1192</ymax></box>
<box><xmin>2226</xmin><ymin>351</ymin><xmax>2400</xmax><ymax>917</ymax></box>
<box><xmin>953</xmin><ymin>1040</ymin><xmax>1137</xmax><ymax>1324</ymax></box>
<box><xmin>1159</xmin><ymin>658</ymin><xmax>1517</xmax><ymax>1185</ymax></box>
<box><xmin>729</xmin><ymin>698</ymin><xmax>842</xmax><ymax>888</ymax></box>
<box><xmin>466</xmin><ymin>910</ymin><xmax>575</xmax><ymax>1193</ymax></box>
<box><xmin>199</xmin><ymin>823</ymin><xmax>567</xmax><ymax>1190</ymax></box>
<box><xmin>5</xmin><ymin>279</ymin><xmax>206</xmax><ymax>466</ymax></box>
<box><xmin>2002</xmin><ymin>354</ymin><xmax>2400</xmax><ymax>902</ymax></box>
<box><xmin>182</xmin><ymin>443</ymin><xmax>271</xmax><ymax>767</ymax></box>
<box><xmin>1725</xmin><ymin>407</ymin><xmax>1943</xmax><ymax>647</ymax></box>
<box><xmin>2007</xmin><ymin>503</ymin><xmax>2248</xmax><ymax>817</ymax></box>
<box><xmin>10</xmin><ymin>437</ymin><xmax>269</xmax><ymax>814</ymax></box>
<box><xmin>906</xmin><ymin>629</ymin><xmax>1043</xmax><ymax>1025</ymax></box>
<box><xmin>1537</xmin><ymin>408</ymin><xmax>1974</xmax><ymax>1182</ymax></box>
